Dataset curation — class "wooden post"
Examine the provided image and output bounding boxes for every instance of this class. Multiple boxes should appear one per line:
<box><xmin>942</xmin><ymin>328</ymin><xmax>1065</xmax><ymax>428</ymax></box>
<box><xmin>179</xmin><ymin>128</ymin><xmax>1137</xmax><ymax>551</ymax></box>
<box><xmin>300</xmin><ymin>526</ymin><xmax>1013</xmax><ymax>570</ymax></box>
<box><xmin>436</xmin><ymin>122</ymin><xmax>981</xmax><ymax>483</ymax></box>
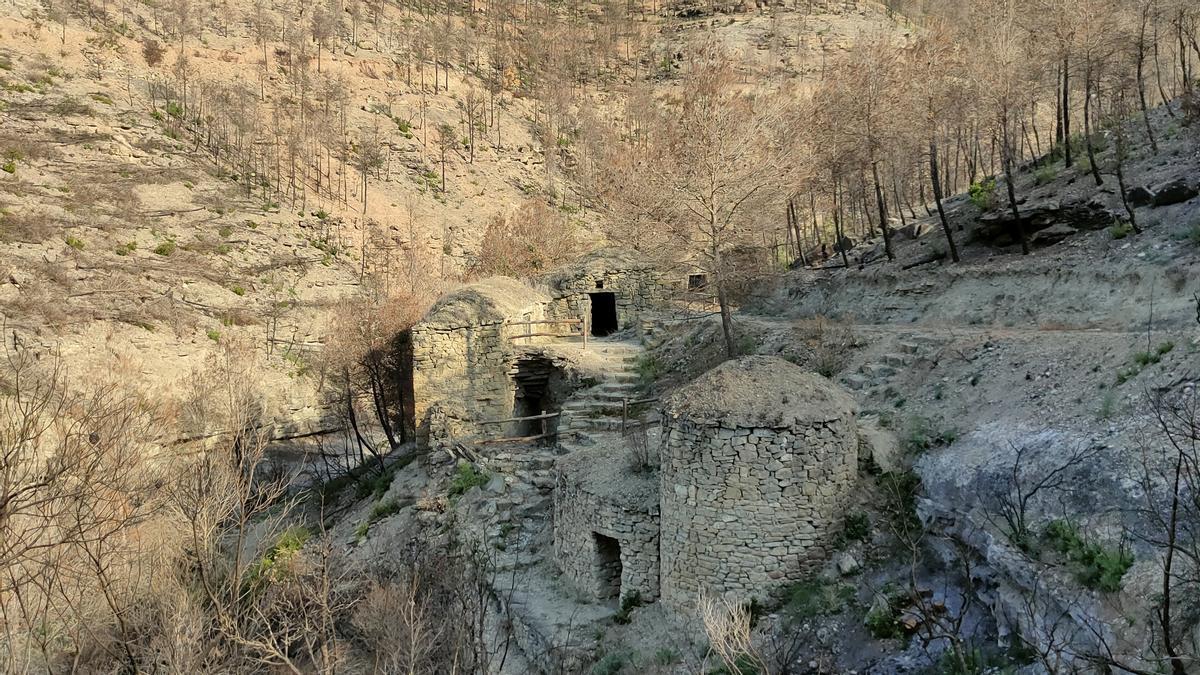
<box><xmin>583</xmin><ymin>313</ymin><xmax>589</xmax><ymax>350</ymax></box>
<box><xmin>621</xmin><ymin>398</ymin><xmax>628</xmax><ymax>435</ymax></box>
<box><xmin>525</xmin><ymin>319</ymin><xmax>532</xmax><ymax>345</ymax></box>
<box><xmin>540</xmin><ymin>408</ymin><xmax>547</xmax><ymax>441</ymax></box>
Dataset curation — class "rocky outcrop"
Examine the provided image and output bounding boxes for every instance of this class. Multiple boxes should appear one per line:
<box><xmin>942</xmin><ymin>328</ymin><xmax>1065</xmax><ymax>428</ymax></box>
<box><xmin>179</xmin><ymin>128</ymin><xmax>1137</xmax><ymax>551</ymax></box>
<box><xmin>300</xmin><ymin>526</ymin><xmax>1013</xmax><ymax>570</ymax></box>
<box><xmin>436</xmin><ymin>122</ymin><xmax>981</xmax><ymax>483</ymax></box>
<box><xmin>972</xmin><ymin>199</ymin><xmax>1118</xmax><ymax>247</ymax></box>
<box><xmin>1149</xmin><ymin>178</ymin><xmax>1199</xmax><ymax>207</ymax></box>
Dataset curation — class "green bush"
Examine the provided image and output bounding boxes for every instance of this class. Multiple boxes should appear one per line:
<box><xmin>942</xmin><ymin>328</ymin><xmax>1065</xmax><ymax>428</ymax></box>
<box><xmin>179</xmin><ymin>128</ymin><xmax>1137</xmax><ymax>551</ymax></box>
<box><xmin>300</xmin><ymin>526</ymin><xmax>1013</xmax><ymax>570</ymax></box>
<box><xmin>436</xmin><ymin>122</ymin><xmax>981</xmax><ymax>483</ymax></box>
<box><xmin>231</xmin><ymin>285</ymin><xmax>245</xmax><ymax>296</ymax></box>
<box><xmin>784</xmin><ymin>578</ymin><xmax>854</xmax><ymax>623</ymax></box>
<box><xmin>844</xmin><ymin>512</ymin><xmax>871</xmax><ymax>541</ymax></box>
<box><xmin>1041</xmin><ymin>520</ymin><xmax>1133</xmax><ymax>592</ymax></box>
<box><xmin>612</xmin><ymin>590</ymin><xmax>643</xmax><ymax>625</ymax></box>
<box><xmin>65</xmin><ymin>235</ymin><xmax>85</xmax><ymax>250</ymax></box>
<box><xmin>902</xmin><ymin>416</ymin><xmax>958</xmax><ymax>454</ymax></box>
<box><xmin>90</xmin><ymin>93</ymin><xmax>113</xmax><ymax>105</ymax></box>
<box><xmin>448</xmin><ymin>462</ymin><xmax>489</xmax><ymax>497</ymax></box>
<box><xmin>154</xmin><ymin>240</ymin><xmax>176</xmax><ymax>256</ymax></box>
<box><xmin>1109</xmin><ymin>220</ymin><xmax>1134</xmax><ymax>240</ymax></box>
<box><xmin>246</xmin><ymin>526</ymin><xmax>311</xmax><ymax>586</ymax></box>
<box><xmin>591</xmin><ymin>653</ymin><xmax>626</xmax><ymax>675</ymax></box>
<box><xmin>1</xmin><ymin>159</ymin><xmax>15</xmax><ymax>174</ymax></box>
<box><xmin>635</xmin><ymin>353</ymin><xmax>664</xmax><ymax>391</ymax></box>
<box><xmin>864</xmin><ymin>603</ymin><xmax>903</xmax><ymax>639</ymax></box>
<box><xmin>218</xmin><ymin>224</ymin><xmax>234</xmax><ymax>238</ymax></box>
<box><xmin>356</xmin><ymin>497</ymin><xmax>403</xmax><ymax>542</ymax></box>
<box><xmin>1033</xmin><ymin>165</ymin><xmax>1058</xmax><ymax>186</ymax></box>
<box><xmin>968</xmin><ymin>178</ymin><xmax>997</xmax><ymax>210</ymax></box>
<box><xmin>206</xmin><ymin>329</ymin><xmax>220</xmax><ymax>342</ymax></box>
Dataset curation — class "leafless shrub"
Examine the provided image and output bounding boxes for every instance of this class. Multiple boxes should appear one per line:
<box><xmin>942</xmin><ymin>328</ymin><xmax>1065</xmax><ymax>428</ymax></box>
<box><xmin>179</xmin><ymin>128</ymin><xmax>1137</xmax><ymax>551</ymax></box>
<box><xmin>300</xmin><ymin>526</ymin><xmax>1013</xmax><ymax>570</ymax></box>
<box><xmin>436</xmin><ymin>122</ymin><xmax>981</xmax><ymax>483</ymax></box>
<box><xmin>986</xmin><ymin>439</ymin><xmax>1103</xmax><ymax>551</ymax></box>
<box><xmin>698</xmin><ymin>592</ymin><xmax>770</xmax><ymax>675</ymax></box>
<box><xmin>0</xmin><ymin>209</ymin><xmax>56</xmax><ymax>244</ymax></box>
<box><xmin>796</xmin><ymin>316</ymin><xmax>855</xmax><ymax>377</ymax></box>
<box><xmin>467</xmin><ymin>199</ymin><xmax>581</xmax><ymax>280</ymax></box>
<box><xmin>625</xmin><ymin>423</ymin><xmax>656</xmax><ymax>473</ymax></box>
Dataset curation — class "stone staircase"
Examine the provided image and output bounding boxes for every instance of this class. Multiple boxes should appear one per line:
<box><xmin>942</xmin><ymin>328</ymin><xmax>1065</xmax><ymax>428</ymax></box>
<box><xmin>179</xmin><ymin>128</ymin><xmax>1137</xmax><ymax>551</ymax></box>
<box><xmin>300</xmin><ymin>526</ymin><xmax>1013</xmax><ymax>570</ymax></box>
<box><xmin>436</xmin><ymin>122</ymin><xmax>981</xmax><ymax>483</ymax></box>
<box><xmin>839</xmin><ymin>334</ymin><xmax>948</xmax><ymax>395</ymax></box>
<box><xmin>473</xmin><ymin>339</ymin><xmax>650</xmax><ymax>551</ymax></box>
<box><xmin>559</xmin><ymin>341</ymin><xmax>646</xmax><ymax>445</ymax></box>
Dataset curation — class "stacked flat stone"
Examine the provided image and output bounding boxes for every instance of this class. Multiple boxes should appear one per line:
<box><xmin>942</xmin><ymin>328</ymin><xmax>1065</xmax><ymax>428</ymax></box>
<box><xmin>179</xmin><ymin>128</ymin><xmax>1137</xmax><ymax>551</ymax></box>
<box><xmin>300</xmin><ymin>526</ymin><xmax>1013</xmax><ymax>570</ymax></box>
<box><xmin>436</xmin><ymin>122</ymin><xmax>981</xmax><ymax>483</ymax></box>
<box><xmin>553</xmin><ymin>445</ymin><xmax>660</xmax><ymax>602</ymax></box>
<box><xmin>543</xmin><ymin>248</ymin><xmax>673</xmax><ymax>332</ymax></box>
<box><xmin>658</xmin><ymin>356</ymin><xmax>859</xmax><ymax>611</ymax></box>
<box><xmin>412</xmin><ymin>278</ymin><xmax>551</xmax><ymax>446</ymax></box>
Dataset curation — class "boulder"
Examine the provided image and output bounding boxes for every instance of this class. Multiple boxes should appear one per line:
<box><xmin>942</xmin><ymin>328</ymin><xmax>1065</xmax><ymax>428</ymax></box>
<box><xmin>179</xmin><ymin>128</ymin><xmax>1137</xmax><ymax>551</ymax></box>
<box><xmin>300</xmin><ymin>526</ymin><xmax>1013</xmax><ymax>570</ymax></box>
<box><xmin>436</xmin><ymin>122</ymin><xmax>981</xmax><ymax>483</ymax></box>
<box><xmin>1030</xmin><ymin>223</ymin><xmax>1076</xmax><ymax>248</ymax></box>
<box><xmin>1125</xmin><ymin>186</ymin><xmax>1154</xmax><ymax>207</ymax></box>
<box><xmin>835</xmin><ymin>553</ymin><xmax>861</xmax><ymax>576</ymax></box>
<box><xmin>833</xmin><ymin>235</ymin><xmax>856</xmax><ymax>253</ymax></box>
<box><xmin>1150</xmin><ymin>178</ymin><xmax>1199</xmax><ymax>207</ymax></box>
<box><xmin>896</xmin><ymin>222</ymin><xmax>933</xmax><ymax>240</ymax></box>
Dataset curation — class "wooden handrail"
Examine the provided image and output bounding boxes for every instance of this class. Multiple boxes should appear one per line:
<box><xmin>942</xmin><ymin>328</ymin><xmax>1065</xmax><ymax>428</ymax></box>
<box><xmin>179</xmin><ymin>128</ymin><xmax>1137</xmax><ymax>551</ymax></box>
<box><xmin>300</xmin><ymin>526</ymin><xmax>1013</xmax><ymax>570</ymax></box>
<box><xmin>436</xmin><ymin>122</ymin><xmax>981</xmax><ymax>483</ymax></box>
<box><xmin>476</xmin><ymin>432</ymin><xmax>555</xmax><ymax>445</ymax></box>
<box><xmin>477</xmin><ymin>411</ymin><xmax>561</xmax><ymax>425</ymax></box>
<box><xmin>505</xmin><ymin>315</ymin><xmax>590</xmax><ymax>349</ymax></box>
<box><xmin>621</xmin><ymin>396</ymin><xmax>660</xmax><ymax>434</ymax></box>
<box><xmin>506</xmin><ymin>319</ymin><xmax>583</xmax><ymax>327</ymax></box>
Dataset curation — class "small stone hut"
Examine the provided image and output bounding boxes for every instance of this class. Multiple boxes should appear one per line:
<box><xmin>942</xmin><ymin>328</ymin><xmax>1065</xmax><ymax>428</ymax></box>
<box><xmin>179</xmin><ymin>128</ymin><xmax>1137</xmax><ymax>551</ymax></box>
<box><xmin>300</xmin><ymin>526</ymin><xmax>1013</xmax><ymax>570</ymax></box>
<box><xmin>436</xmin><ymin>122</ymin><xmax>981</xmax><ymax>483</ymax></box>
<box><xmin>410</xmin><ymin>278</ymin><xmax>552</xmax><ymax>446</ymax></box>
<box><xmin>553</xmin><ymin>445</ymin><xmax>660</xmax><ymax>603</ymax></box>
<box><xmin>658</xmin><ymin>356</ymin><xmax>859</xmax><ymax>610</ymax></box>
<box><xmin>543</xmin><ymin>248</ymin><xmax>673</xmax><ymax>337</ymax></box>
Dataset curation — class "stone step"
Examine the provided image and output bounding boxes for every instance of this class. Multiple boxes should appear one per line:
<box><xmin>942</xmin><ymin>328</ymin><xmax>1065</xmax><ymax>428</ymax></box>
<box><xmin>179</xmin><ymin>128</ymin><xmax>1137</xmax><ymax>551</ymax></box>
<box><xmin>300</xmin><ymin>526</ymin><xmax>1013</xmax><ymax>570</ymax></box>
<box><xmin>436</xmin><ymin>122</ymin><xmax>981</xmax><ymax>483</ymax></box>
<box><xmin>568</xmin><ymin>416</ymin><xmax>625</xmax><ymax>432</ymax></box>
<box><xmin>881</xmin><ymin>353</ymin><xmax>910</xmax><ymax>368</ymax></box>
<box><xmin>862</xmin><ymin>363</ymin><xmax>896</xmax><ymax>378</ymax></box>
<box><xmin>898</xmin><ymin>341</ymin><xmax>921</xmax><ymax>355</ymax></box>
<box><xmin>841</xmin><ymin>373</ymin><xmax>871</xmax><ymax>390</ymax></box>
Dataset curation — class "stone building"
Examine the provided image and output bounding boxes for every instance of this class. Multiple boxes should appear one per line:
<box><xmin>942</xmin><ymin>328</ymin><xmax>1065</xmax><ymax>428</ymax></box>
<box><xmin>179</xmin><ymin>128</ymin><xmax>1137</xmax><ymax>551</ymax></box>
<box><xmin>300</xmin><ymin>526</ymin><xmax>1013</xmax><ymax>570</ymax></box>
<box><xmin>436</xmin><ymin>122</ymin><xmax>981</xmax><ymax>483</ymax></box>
<box><xmin>543</xmin><ymin>248</ymin><xmax>673</xmax><ymax>337</ymax></box>
<box><xmin>411</xmin><ymin>277</ymin><xmax>557</xmax><ymax>446</ymax></box>
<box><xmin>553</xmin><ymin>445</ymin><xmax>660</xmax><ymax>602</ymax></box>
<box><xmin>657</xmin><ymin>356</ymin><xmax>860</xmax><ymax>610</ymax></box>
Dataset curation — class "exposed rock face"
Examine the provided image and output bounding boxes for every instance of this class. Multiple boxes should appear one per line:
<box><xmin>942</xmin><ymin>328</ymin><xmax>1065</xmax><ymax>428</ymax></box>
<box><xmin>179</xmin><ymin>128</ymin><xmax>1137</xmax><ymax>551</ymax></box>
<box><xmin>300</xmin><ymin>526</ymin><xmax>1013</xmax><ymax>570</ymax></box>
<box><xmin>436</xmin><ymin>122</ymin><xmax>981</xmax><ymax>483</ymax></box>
<box><xmin>1150</xmin><ymin>178</ymin><xmax>1199</xmax><ymax>207</ymax></box>
<box><xmin>973</xmin><ymin>199</ymin><xmax>1118</xmax><ymax>247</ymax></box>
<box><xmin>1030</xmin><ymin>222</ymin><xmax>1078</xmax><ymax>248</ymax></box>
<box><xmin>1125</xmin><ymin>185</ymin><xmax>1154</xmax><ymax>207</ymax></box>
<box><xmin>658</xmin><ymin>356</ymin><xmax>859</xmax><ymax>610</ymax></box>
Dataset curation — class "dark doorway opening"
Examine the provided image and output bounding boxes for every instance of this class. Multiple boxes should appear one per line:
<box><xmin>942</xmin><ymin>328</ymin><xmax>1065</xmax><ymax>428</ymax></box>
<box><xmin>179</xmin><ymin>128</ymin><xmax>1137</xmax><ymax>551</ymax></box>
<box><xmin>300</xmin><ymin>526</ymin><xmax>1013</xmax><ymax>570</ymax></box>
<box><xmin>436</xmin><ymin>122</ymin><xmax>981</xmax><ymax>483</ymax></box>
<box><xmin>589</xmin><ymin>292</ymin><xmax>618</xmax><ymax>337</ymax></box>
<box><xmin>688</xmin><ymin>273</ymin><xmax>708</xmax><ymax>291</ymax></box>
<box><xmin>593</xmin><ymin>533</ymin><xmax>622</xmax><ymax>599</ymax></box>
<box><xmin>511</xmin><ymin>356</ymin><xmax>562</xmax><ymax>439</ymax></box>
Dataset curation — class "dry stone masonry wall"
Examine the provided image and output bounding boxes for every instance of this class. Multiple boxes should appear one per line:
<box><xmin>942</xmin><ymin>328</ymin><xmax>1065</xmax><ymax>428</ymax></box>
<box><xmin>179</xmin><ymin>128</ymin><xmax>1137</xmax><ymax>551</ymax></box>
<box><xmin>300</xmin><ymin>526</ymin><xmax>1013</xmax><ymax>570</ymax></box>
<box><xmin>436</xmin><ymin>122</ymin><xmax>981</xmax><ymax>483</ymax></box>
<box><xmin>658</xmin><ymin>356</ymin><xmax>859</xmax><ymax>610</ymax></box>
<box><xmin>549</xmin><ymin>461</ymin><xmax>662</xmax><ymax>598</ymax></box>
<box><xmin>544</xmin><ymin>249</ymin><xmax>674</xmax><ymax>332</ymax></box>
<box><xmin>411</xmin><ymin>278</ymin><xmax>552</xmax><ymax>446</ymax></box>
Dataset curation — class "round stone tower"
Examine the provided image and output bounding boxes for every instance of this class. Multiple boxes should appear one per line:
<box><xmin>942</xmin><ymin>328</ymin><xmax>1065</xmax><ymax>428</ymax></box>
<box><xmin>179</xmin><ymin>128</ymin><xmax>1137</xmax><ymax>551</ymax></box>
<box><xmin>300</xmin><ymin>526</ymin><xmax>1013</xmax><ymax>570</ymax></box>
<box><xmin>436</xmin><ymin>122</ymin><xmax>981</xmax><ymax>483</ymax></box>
<box><xmin>658</xmin><ymin>355</ymin><xmax>859</xmax><ymax>610</ymax></box>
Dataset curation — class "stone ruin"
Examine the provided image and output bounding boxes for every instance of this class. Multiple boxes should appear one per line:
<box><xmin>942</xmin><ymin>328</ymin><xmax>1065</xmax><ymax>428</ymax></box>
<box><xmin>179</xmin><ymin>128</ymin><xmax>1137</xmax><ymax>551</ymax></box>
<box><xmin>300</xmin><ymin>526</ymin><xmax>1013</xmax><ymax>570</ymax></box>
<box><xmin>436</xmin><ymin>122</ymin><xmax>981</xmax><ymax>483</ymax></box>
<box><xmin>543</xmin><ymin>248</ymin><xmax>672</xmax><ymax>338</ymax></box>
<box><xmin>411</xmin><ymin>277</ymin><xmax>553</xmax><ymax>447</ymax></box>
<box><xmin>551</xmin><ymin>355</ymin><xmax>861</xmax><ymax>612</ymax></box>
<box><xmin>553</xmin><ymin>445</ymin><xmax>660</xmax><ymax>602</ymax></box>
<box><xmin>410</xmin><ymin>250</ymin><xmax>675</xmax><ymax>449</ymax></box>
<box><xmin>658</xmin><ymin>356</ymin><xmax>859</xmax><ymax>609</ymax></box>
